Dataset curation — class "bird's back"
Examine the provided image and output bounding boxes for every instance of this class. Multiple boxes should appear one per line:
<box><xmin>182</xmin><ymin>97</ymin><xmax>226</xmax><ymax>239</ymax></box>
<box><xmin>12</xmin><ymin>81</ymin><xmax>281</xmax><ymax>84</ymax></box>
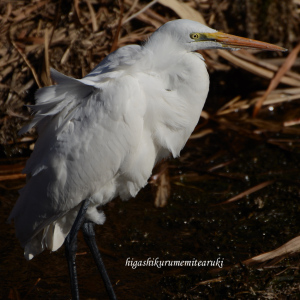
<box><xmin>9</xmin><ymin>42</ymin><xmax>209</xmax><ymax>259</ymax></box>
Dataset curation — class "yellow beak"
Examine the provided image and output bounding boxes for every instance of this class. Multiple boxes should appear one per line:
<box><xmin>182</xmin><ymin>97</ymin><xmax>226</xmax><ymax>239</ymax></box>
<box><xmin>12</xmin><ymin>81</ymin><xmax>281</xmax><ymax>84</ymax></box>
<box><xmin>201</xmin><ymin>32</ymin><xmax>287</xmax><ymax>52</ymax></box>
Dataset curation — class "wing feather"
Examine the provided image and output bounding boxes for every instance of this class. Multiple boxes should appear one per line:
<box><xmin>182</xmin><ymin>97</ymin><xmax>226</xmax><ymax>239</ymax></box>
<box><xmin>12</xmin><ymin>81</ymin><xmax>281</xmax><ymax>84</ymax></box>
<box><xmin>9</xmin><ymin>53</ymin><xmax>146</xmax><ymax>255</ymax></box>
<box><xmin>9</xmin><ymin>43</ymin><xmax>209</xmax><ymax>260</ymax></box>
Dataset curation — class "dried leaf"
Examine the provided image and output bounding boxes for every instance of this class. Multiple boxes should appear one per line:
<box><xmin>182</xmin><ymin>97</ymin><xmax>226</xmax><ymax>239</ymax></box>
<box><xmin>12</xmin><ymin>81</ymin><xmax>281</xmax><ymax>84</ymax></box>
<box><xmin>208</xmin><ymin>160</ymin><xmax>235</xmax><ymax>172</ymax></box>
<box><xmin>254</xmin><ymin>42</ymin><xmax>300</xmax><ymax>116</ymax></box>
<box><xmin>0</xmin><ymin>174</ymin><xmax>26</xmax><ymax>181</ymax></box>
<box><xmin>11</xmin><ymin>40</ymin><xmax>42</xmax><ymax>88</ymax></box>
<box><xmin>150</xmin><ymin>162</ymin><xmax>170</xmax><ymax>208</ymax></box>
<box><xmin>217</xmin><ymin>180</ymin><xmax>274</xmax><ymax>205</ymax></box>
<box><xmin>158</xmin><ymin>0</ymin><xmax>206</xmax><ymax>24</ymax></box>
<box><xmin>243</xmin><ymin>236</ymin><xmax>300</xmax><ymax>266</ymax></box>
<box><xmin>123</xmin><ymin>0</ymin><xmax>160</xmax><ymax>26</ymax></box>
<box><xmin>85</xmin><ymin>0</ymin><xmax>98</xmax><ymax>32</ymax></box>
<box><xmin>42</xmin><ymin>27</ymin><xmax>51</xmax><ymax>86</ymax></box>
<box><xmin>218</xmin><ymin>50</ymin><xmax>300</xmax><ymax>87</ymax></box>
<box><xmin>110</xmin><ymin>0</ymin><xmax>125</xmax><ymax>52</ymax></box>
<box><xmin>192</xmin><ymin>276</ymin><xmax>226</xmax><ymax>288</ymax></box>
<box><xmin>8</xmin><ymin>288</ymin><xmax>21</xmax><ymax>300</ymax></box>
<box><xmin>234</xmin><ymin>50</ymin><xmax>300</xmax><ymax>82</ymax></box>
<box><xmin>284</xmin><ymin>118</ymin><xmax>300</xmax><ymax>127</ymax></box>
<box><xmin>217</xmin><ymin>96</ymin><xmax>241</xmax><ymax>113</ymax></box>
<box><xmin>1</xmin><ymin>2</ymin><xmax>12</xmax><ymax>25</ymax></box>
<box><xmin>12</xmin><ymin>0</ymin><xmax>49</xmax><ymax>22</ymax></box>
<box><xmin>189</xmin><ymin>128</ymin><xmax>213</xmax><ymax>139</ymax></box>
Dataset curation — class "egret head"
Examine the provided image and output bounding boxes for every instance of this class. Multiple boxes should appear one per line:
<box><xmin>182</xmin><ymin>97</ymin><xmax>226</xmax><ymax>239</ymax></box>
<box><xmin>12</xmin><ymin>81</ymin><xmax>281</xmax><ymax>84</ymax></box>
<box><xmin>147</xmin><ymin>19</ymin><xmax>287</xmax><ymax>53</ymax></box>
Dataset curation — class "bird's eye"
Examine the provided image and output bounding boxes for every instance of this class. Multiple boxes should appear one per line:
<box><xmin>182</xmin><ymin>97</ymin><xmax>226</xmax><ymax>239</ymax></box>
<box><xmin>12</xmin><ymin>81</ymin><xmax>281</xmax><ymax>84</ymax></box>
<box><xmin>190</xmin><ymin>33</ymin><xmax>201</xmax><ymax>40</ymax></box>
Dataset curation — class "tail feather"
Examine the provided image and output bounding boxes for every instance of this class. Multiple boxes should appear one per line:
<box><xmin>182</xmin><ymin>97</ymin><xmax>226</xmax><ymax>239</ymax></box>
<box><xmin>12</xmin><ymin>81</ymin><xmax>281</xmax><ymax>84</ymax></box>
<box><xmin>9</xmin><ymin>172</ymin><xmax>82</xmax><ymax>260</ymax></box>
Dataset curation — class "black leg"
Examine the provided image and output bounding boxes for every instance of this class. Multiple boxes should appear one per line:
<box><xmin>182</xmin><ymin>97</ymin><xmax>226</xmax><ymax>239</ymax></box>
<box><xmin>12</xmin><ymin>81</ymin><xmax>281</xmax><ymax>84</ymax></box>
<box><xmin>82</xmin><ymin>221</ymin><xmax>117</xmax><ymax>300</ymax></box>
<box><xmin>65</xmin><ymin>198</ymin><xmax>91</xmax><ymax>300</ymax></box>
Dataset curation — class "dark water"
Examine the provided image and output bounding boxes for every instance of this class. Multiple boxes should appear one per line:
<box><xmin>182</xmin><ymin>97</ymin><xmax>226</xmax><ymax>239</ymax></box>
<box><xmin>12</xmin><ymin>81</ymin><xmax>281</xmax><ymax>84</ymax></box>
<box><xmin>2</xmin><ymin>128</ymin><xmax>300</xmax><ymax>299</ymax></box>
<box><xmin>1</xmin><ymin>74</ymin><xmax>300</xmax><ymax>299</ymax></box>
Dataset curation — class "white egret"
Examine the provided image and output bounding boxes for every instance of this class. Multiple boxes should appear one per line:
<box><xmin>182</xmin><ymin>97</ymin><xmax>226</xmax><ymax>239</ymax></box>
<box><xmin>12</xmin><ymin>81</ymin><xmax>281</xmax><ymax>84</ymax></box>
<box><xmin>9</xmin><ymin>19</ymin><xmax>286</xmax><ymax>299</ymax></box>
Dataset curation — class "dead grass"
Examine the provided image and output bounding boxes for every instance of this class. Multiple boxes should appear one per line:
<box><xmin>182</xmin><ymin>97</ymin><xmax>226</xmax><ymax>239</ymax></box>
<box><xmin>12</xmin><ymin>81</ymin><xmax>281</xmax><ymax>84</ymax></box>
<box><xmin>1</xmin><ymin>1</ymin><xmax>300</xmax><ymax>297</ymax></box>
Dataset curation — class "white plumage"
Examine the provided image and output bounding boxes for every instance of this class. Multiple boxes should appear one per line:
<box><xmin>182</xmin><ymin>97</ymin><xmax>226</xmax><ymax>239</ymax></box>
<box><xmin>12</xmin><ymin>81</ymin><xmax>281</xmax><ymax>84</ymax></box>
<box><xmin>9</xmin><ymin>19</ymin><xmax>286</xmax><ymax>261</ymax></box>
